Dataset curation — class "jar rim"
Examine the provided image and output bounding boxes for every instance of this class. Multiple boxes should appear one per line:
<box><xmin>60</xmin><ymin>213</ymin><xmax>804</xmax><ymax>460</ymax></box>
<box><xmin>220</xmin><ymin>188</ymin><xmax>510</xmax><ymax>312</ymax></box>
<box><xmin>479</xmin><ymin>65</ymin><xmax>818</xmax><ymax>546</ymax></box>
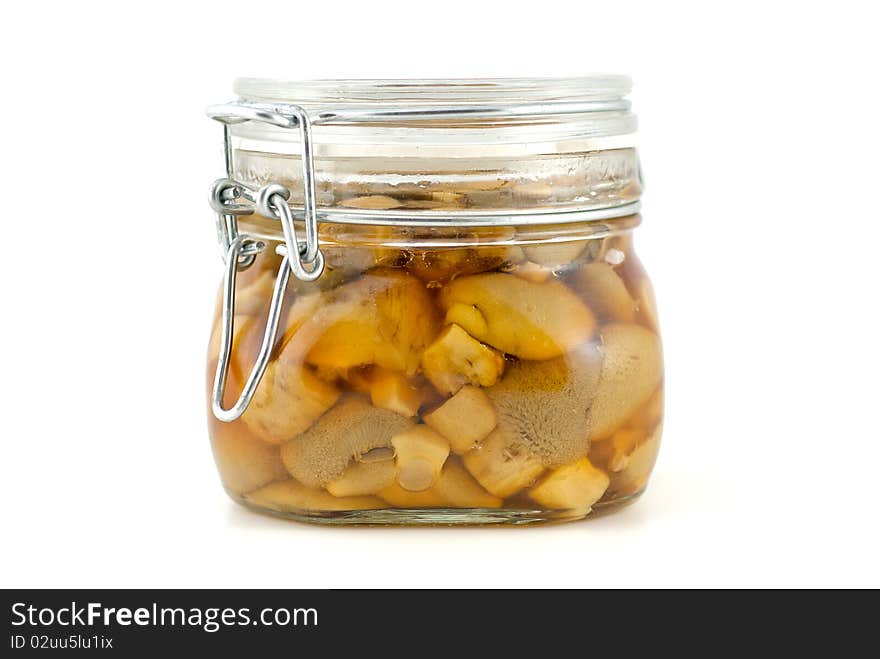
<box><xmin>234</xmin><ymin>76</ymin><xmax>632</xmax><ymax>109</ymax></box>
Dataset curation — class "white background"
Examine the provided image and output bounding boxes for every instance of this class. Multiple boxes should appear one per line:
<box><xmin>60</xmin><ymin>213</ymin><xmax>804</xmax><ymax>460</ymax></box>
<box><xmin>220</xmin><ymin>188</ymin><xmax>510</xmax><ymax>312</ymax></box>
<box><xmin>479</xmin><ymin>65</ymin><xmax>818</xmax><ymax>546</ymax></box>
<box><xmin>1</xmin><ymin>1</ymin><xmax>878</xmax><ymax>589</ymax></box>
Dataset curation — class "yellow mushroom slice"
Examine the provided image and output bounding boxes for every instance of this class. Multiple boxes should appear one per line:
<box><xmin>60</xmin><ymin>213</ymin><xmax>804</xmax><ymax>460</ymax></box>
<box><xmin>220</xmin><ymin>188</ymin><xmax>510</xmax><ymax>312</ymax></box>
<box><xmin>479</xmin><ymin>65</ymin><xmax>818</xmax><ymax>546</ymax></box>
<box><xmin>462</xmin><ymin>429</ymin><xmax>545</xmax><ymax>498</ymax></box>
<box><xmin>572</xmin><ymin>262</ymin><xmax>636</xmax><ymax>322</ymax></box>
<box><xmin>299</xmin><ymin>269</ymin><xmax>440</xmax><ymax>376</ymax></box>
<box><xmin>245</xmin><ymin>479</ymin><xmax>385</xmax><ymax>512</ymax></box>
<box><xmin>528</xmin><ymin>457</ymin><xmax>610</xmax><ymax>515</ymax></box>
<box><xmin>523</xmin><ymin>241</ymin><xmax>588</xmax><ymax>267</ymax></box>
<box><xmin>209</xmin><ymin>422</ymin><xmax>288</xmax><ymax>495</ymax></box>
<box><xmin>608</xmin><ymin>423</ymin><xmax>662</xmax><ymax>497</ymax></box>
<box><xmin>432</xmin><ymin>460</ymin><xmax>503</xmax><ymax>508</ymax></box>
<box><xmin>281</xmin><ymin>397</ymin><xmax>413</xmax><ymax>489</ymax></box>
<box><xmin>421</xmin><ymin>324</ymin><xmax>505</xmax><ymax>395</ymax></box>
<box><xmin>588</xmin><ymin>324</ymin><xmax>663</xmax><ymax>440</ymax></box>
<box><xmin>242</xmin><ymin>361</ymin><xmax>340</xmax><ymax>445</ymax></box>
<box><xmin>423</xmin><ymin>385</ymin><xmax>497</xmax><ymax>454</ymax></box>
<box><xmin>391</xmin><ymin>426</ymin><xmax>450</xmax><ymax>492</ymax></box>
<box><xmin>367</xmin><ymin>368</ymin><xmax>424</xmax><ymax>418</ymax></box>
<box><xmin>438</xmin><ymin>273</ymin><xmax>596</xmax><ymax>360</ymax></box>
<box><xmin>326</xmin><ymin>459</ymin><xmax>398</xmax><ymax>498</ymax></box>
<box><xmin>485</xmin><ymin>343</ymin><xmax>603</xmax><ymax>468</ymax></box>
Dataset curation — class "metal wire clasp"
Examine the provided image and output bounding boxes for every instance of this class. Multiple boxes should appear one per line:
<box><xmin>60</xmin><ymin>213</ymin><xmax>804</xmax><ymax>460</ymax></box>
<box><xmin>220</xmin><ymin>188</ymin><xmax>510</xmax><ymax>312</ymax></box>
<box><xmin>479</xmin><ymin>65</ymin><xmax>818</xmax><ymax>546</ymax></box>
<box><xmin>207</xmin><ymin>102</ymin><xmax>326</xmax><ymax>421</ymax></box>
<box><xmin>211</xmin><ymin>236</ymin><xmax>291</xmax><ymax>422</ymax></box>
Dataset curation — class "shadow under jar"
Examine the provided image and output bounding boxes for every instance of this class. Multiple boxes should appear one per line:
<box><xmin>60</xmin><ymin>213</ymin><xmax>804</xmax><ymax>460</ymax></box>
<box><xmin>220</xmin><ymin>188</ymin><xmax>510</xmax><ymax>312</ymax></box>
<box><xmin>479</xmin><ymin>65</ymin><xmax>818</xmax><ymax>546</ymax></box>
<box><xmin>206</xmin><ymin>77</ymin><xmax>663</xmax><ymax>525</ymax></box>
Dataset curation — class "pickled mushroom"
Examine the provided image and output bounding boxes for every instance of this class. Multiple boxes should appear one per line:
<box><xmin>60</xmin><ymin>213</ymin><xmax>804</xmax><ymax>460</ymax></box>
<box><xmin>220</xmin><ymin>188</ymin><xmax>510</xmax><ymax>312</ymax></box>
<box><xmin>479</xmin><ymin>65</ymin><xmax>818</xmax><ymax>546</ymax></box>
<box><xmin>242</xmin><ymin>361</ymin><xmax>340</xmax><ymax>445</ymax></box>
<box><xmin>423</xmin><ymin>385</ymin><xmax>497</xmax><ymax>454</ymax></box>
<box><xmin>421</xmin><ymin>324</ymin><xmax>505</xmax><ymax>395</ymax></box>
<box><xmin>587</xmin><ymin>323</ymin><xmax>663</xmax><ymax>440</ymax></box>
<box><xmin>485</xmin><ymin>342</ymin><xmax>604</xmax><ymax>468</ymax></box>
<box><xmin>291</xmin><ymin>269</ymin><xmax>440</xmax><ymax>376</ymax></box>
<box><xmin>245</xmin><ymin>479</ymin><xmax>385</xmax><ymax>512</ymax></box>
<box><xmin>209</xmin><ymin>421</ymin><xmax>288</xmax><ymax>495</ymax></box>
<box><xmin>572</xmin><ymin>262</ymin><xmax>636</xmax><ymax>322</ymax></box>
<box><xmin>281</xmin><ymin>397</ymin><xmax>413</xmax><ymax>488</ymax></box>
<box><xmin>391</xmin><ymin>426</ymin><xmax>450</xmax><ymax>492</ymax></box>
<box><xmin>462</xmin><ymin>428</ymin><xmax>545</xmax><ymax>498</ymax></box>
<box><xmin>326</xmin><ymin>459</ymin><xmax>398</xmax><ymax>497</ymax></box>
<box><xmin>528</xmin><ymin>457</ymin><xmax>610</xmax><ymax>514</ymax></box>
<box><xmin>438</xmin><ymin>273</ymin><xmax>596</xmax><ymax>359</ymax></box>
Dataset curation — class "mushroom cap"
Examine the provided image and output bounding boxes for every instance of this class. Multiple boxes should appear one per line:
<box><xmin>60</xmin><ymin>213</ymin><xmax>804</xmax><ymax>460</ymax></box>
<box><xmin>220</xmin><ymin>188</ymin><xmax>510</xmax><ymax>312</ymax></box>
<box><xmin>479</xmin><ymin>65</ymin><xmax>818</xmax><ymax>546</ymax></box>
<box><xmin>281</xmin><ymin>396</ymin><xmax>413</xmax><ymax>488</ymax></box>
<box><xmin>486</xmin><ymin>341</ymin><xmax>603</xmax><ymax>467</ymax></box>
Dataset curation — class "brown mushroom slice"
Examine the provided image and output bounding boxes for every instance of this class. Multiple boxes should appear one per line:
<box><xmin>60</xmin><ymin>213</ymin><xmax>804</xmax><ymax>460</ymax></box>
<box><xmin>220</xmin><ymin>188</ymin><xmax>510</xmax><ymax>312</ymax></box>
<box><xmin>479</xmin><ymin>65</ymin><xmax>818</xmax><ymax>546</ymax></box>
<box><xmin>485</xmin><ymin>343</ymin><xmax>604</xmax><ymax>468</ymax></box>
<box><xmin>391</xmin><ymin>426</ymin><xmax>450</xmax><ymax>492</ymax></box>
<box><xmin>462</xmin><ymin>429</ymin><xmax>545</xmax><ymax>498</ymax></box>
<box><xmin>572</xmin><ymin>262</ymin><xmax>636</xmax><ymax>322</ymax></box>
<box><xmin>245</xmin><ymin>479</ymin><xmax>385</xmax><ymax>512</ymax></box>
<box><xmin>326</xmin><ymin>459</ymin><xmax>398</xmax><ymax>497</ymax></box>
<box><xmin>423</xmin><ymin>385</ymin><xmax>497</xmax><ymax>454</ymax></box>
<box><xmin>242</xmin><ymin>361</ymin><xmax>340</xmax><ymax>445</ymax></box>
<box><xmin>421</xmin><ymin>324</ymin><xmax>505</xmax><ymax>395</ymax></box>
<box><xmin>588</xmin><ymin>323</ymin><xmax>663</xmax><ymax>440</ymax></box>
<box><xmin>280</xmin><ymin>397</ymin><xmax>413</xmax><ymax>489</ymax></box>
<box><xmin>209</xmin><ymin>422</ymin><xmax>288</xmax><ymax>495</ymax></box>
<box><xmin>528</xmin><ymin>457</ymin><xmax>610</xmax><ymax>515</ymax></box>
<box><xmin>300</xmin><ymin>269</ymin><xmax>441</xmax><ymax>376</ymax></box>
<box><xmin>432</xmin><ymin>460</ymin><xmax>503</xmax><ymax>508</ymax></box>
<box><xmin>438</xmin><ymin>273</ymin><xmax>596</xmax><ymax>360</ymax></box>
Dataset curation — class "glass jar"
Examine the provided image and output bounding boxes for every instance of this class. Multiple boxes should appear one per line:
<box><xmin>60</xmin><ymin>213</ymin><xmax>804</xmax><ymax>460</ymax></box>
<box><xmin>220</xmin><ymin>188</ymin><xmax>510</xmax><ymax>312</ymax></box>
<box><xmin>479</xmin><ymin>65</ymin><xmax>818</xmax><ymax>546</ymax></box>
<box><xmin>205</xmin><ymin>77</ymin><xmax>663</xmax><ymax>525</ymax></box>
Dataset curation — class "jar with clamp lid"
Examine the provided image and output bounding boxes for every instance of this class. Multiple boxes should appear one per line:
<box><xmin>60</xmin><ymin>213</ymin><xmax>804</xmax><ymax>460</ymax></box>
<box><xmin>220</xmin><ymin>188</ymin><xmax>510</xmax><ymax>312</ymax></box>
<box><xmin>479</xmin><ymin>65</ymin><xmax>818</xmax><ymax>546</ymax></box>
<box><xmin>206</xmin><ymin>77</ymin><xmax>663</xmax><ymax>525</ymax></box>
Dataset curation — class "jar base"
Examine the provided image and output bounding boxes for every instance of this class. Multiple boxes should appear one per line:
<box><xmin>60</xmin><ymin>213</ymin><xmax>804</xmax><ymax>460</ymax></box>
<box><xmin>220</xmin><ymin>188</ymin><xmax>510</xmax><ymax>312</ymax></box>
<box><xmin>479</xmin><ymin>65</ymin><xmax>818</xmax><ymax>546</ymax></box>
<box><xmin>231</xmin><ymin>489</ymin><xmax>644</xmax><ymax>526</ymax></box>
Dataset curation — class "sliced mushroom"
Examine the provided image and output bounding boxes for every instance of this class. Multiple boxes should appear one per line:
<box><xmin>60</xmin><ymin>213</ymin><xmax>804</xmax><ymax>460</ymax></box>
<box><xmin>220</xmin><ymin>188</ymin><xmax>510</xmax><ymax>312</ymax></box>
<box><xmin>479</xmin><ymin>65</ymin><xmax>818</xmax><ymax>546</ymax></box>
<box><xmin>423</xmin><ymin>385</ymin><xmax>497</xmax><ymax>454</ymax></box>
<box><xmin>523</xmin><ymin>241</ymin><xmax>588</xmax><ymax>267</ymax></box>
<box><xmin>572</xmin><ymin>262</ymin><xmax>636</xmax><ymax>322</ymax></box>
<box><xmin>295</xmin><ymin>269</ymin><xmax>440</xmax><ymax>376</ymax></box>
<box><xmin>462</xmin><ymin>428</ymin><xmax>545</xmax><ymax>498</ymax></box>
<box><xmin>438</xmin><ymin>273</ymin><xmax>596</xmax><ymax>359</ymax></box>
<box><xmin>607</xmin><ymin>423</ymin><xmax>662</xmax><ymax>497</ymax></box>
<box><xmin>588</xmin><ymin>324</ymin><xmax>663</xmax><ymax>440</ymax></box>
<box><xmin>245</xmin><ymin>479</ymin><xmax>385</xmax><ymax>512</ymax></box>
<box><xmin>528</xmin><ymin>457</ymin><xmax>610</xmax><ymax>515</ymax></box>
<box><xmin>326</xmin><ymin>459</ymin><xmax>398</xmax><ymax>497</ymax></box>
<box><xmin>280</xmin><ymin>397</ymin><xmax>413</xmax><ymax>488</ymax></box>
<box><xmin>485</xmin><ymin>342</ymin><xmax>604</xmax><ymax>467</ymax></box>
<box><xmin>366</xmin><ymin>368</ymin><xmax>424</xmax><ymax>418</ymax></box>
<box><xmin>432</xmin><ymin>459</ymin><xmax>503</xmax><ymax>508</ymax></box>
<box><xmin>242</xmin><ymin>361</ymin><xmax>340</xmax><ymax>445</ymax></box>
<box><xmin>421</xmin><ymin>324</ymin><xmax>505</xmax><ymax>395</ymax></box>
<box><xmin>209</xmin><ymin>421</ymin><xmax>288</xmax><ymax>495</ymax></box>
<box><xmin>391</xmin><ymin>426</ymin><xmax>450</xmax><ymax>492</ymax></box>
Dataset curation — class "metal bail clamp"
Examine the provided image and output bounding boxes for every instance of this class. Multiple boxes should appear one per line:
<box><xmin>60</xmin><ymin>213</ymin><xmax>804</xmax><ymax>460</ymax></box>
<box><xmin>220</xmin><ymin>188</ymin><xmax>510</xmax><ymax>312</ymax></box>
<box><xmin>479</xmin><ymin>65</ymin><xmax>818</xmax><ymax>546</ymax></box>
<box><xmin>206</xmin><ymin>102</ymin><xmax>325</xmax><ymax>422</ymax></box>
